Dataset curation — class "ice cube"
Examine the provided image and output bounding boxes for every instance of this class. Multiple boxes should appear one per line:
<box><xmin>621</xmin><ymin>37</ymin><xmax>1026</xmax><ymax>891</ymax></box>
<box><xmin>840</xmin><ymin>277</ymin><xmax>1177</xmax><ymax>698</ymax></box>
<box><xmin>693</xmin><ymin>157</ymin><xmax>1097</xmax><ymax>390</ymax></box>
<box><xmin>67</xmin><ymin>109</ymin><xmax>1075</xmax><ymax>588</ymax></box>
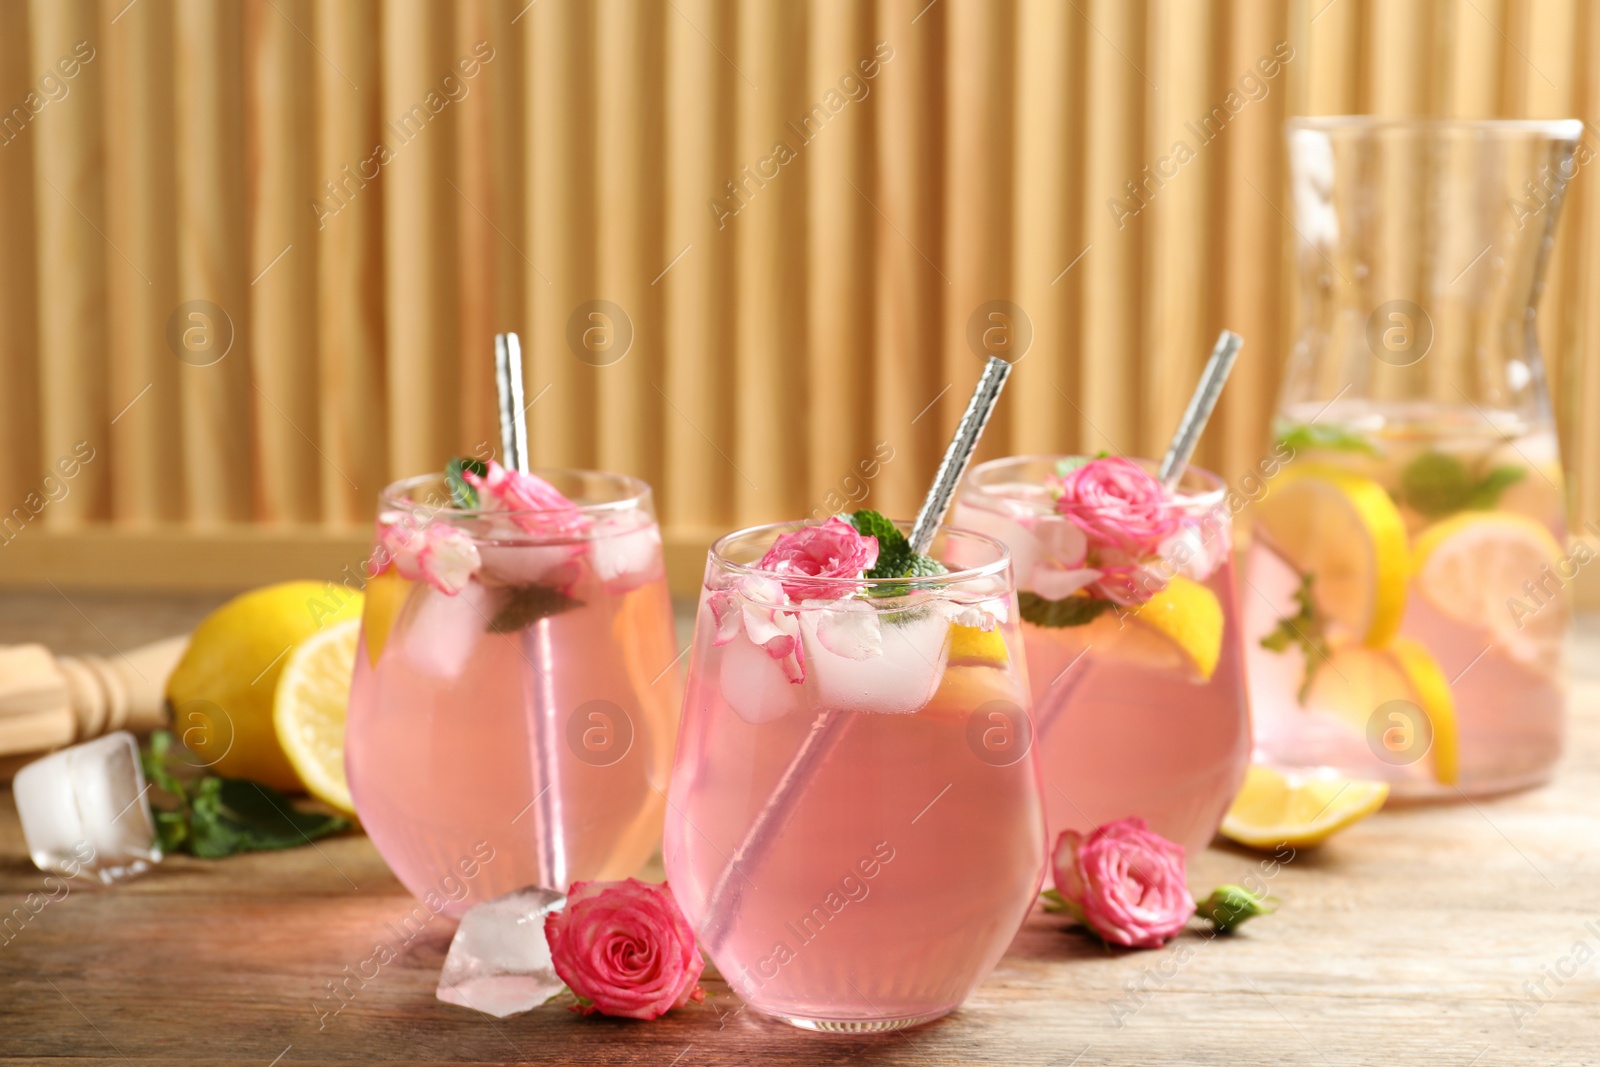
<box><xmin>403</xmin><ymin>580</ymin><xmax>498</xmax><ymax>678</ymax></box>
<box><xmin>591</xmin><ymin>521</ymin><xmax>662</xmax><ymax>594</ymax></box>
<box><xmin>802</xmin><ymin>602</ymin><xmax>951</xmax><ymax>715</ymax></box>
<box><xmin>437</xmin><ymin>885</ymin><xmax>567</xmax><ymax>1017</ymax></box>
<box><xmin>718</xmin><ymin>627</ymin><xmax>806</xmax><ymax>724</ymax></box>
<box><xmin>476</xmin><ymin>542</ymin><xmax>583</xmax><ymax>589</ymax></box>
<box><xmin>13</xmin><ymin>731</ymin><xmax>161</xmax><ymax>884</ymax></box>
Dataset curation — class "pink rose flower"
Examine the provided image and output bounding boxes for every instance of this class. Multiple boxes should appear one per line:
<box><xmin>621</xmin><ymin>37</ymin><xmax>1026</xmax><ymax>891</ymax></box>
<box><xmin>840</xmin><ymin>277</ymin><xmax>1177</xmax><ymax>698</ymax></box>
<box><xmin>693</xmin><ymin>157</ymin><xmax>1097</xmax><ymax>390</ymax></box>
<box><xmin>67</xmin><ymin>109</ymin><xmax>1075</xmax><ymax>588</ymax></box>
<box><xmin>1051</xmin><ymin>457</ymin><xmax>1182</xmax><ymax>561</ymax></box>
<box><xmin>545</xmin><ymin>879</ymin><xmax>706</xmax><ymax>1020</ymax></box>
<box><xmin>756</xmin><ymin>516</ymin><xmax>879</xmax><ymax>601</ymax></box>
<box><xmin>375</xmin><ymin>515</ymin><xmax>482</xmax><ymax>596</ymax></box>
<box><xmin>1053</xmin><ymin>817</ymin><xmax>1195</xmax><ymax>949</ymax></box>
<box><xmin>464</xmin><ymin>459</ymin><xmax>590</xmax><ymax>536</ymax></box>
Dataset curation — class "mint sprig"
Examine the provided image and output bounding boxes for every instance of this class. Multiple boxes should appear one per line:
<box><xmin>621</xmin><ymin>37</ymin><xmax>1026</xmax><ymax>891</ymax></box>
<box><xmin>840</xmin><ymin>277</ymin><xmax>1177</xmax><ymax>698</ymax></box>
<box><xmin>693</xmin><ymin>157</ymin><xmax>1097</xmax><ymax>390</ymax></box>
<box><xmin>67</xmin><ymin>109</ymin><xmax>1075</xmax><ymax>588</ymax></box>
<box><xmin>141</xmin><ymin>731</ymin><xmax>350</xmax><ymax>858</ymax></box>
<box><xmin>1258</xmin><ymin>572</ymin><xmax>1329</xmax><ymax>703</ymax></box>
<box><xmin>446</xmin><ymin>456</ymin><xmax>489</xmax><ymax>509</ymax></box>
<box><xmin>1018</xmin><ymin>591</ymin><xmax>1116</xmax><ymax>628</ymax></box>
<box><xmin>488</xmin><ymin>582</ymin><xmax>584</xmax><ymax>633</ymax></box>
<box><xmin>1397</xmin><ymin>451</ymin><xmax>1525</xmax><ymax>518</ymax></box>
<box><xmin>1274</xmin><ymin>424</ymin><xmax>1378</xmax><ymax>456</ymax></box>
<box><xmin>841</xmin><ymin>509</ymin><xmax>948</xmax><ymax>590</ymax></box>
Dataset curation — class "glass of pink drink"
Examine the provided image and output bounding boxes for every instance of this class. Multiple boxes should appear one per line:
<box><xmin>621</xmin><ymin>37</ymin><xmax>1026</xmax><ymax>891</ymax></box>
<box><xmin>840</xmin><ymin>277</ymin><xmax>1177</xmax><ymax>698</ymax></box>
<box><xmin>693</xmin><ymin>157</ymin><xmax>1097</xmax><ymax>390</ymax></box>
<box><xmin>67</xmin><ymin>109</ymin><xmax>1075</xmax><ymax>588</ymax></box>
<box><xmin>346</xmin><ymin>468</ymin><xmax>681</xmax><ymax>917</ymax></box>
<box><xmin>951</xmin><ymin>456</ymin><xmax>1251</xmax><ymax>858</ymax></box>
<box><xmin>664</xmin><ymin>520</ymin><xmax>1045</xmax><ymax>1031</ymax></box>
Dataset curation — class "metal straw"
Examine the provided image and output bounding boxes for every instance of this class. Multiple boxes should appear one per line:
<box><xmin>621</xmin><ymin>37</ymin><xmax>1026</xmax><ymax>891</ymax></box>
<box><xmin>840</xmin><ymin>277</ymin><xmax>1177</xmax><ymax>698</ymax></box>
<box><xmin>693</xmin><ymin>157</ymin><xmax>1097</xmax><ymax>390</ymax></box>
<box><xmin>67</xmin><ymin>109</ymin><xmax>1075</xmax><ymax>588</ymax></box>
<box><xmin>1158</xmin><ymin>330</ymin><xmax>1242</xmax><ymax>488</ymax></box>
<box><xmin>700</xmin><ymin>354</ymin><xmax>1017</xmax><ymax>954</ymax></box>
<box><xmin>494</xmin><ymin>331</ymin><xmax>566</xmax><ymax>889</ymax></box>
<box><xmin>495</xmin><ymin>332</ymin><xmax>530</xmax><ymax>473</ymax></box>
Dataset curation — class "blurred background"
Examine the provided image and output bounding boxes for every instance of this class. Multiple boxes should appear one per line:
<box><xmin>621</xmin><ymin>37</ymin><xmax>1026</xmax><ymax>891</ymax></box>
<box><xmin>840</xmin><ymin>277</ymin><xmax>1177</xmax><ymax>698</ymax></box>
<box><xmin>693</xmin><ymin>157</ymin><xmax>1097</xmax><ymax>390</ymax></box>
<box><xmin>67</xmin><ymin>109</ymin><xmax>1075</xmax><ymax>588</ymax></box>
<box><xmin>0</xmin><ymin>0</ymin><xmax>1596</xmax><ymax>601</ymax></box>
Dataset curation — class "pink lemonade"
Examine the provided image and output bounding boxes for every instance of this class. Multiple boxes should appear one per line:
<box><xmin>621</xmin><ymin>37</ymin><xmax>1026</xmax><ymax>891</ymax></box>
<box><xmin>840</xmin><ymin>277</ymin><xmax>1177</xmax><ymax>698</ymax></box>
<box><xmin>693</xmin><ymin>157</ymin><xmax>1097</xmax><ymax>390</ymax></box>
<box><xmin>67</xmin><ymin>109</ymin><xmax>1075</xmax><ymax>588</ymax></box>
<box><xmin>346</xmin><ymin>471</ymin><xmax>681</xmax><ymax>917</ymax></box>
<box><xmin>952</xmin><ymin>457</ymin><xmax>1251</xmax><ymax>859</ymax></box>
<box><xmin>664</xmin><ymin>522</ymin><xmax>1045</xmax><ymax>1031</ymax></box>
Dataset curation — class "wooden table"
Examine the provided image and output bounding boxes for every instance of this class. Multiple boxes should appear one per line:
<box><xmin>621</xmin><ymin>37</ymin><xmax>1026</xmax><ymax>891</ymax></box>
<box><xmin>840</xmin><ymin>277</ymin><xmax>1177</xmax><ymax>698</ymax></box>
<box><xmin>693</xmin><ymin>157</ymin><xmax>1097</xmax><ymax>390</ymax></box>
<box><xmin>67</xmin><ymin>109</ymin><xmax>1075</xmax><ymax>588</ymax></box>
<box><xmin>1</xmin><ymin>591</ymin><xmax>1597</xmax><ymax>1065</ymax></box>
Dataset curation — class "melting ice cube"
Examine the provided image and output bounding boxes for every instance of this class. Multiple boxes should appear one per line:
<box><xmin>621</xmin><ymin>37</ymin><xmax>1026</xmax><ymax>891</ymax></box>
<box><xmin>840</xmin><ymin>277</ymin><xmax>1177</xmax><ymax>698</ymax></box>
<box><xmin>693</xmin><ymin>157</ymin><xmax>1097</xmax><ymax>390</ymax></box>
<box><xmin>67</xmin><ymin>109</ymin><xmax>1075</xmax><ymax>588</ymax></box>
<box><xmin>13</xmin><ymin>731</ymin><xmax>161</xmax><ymax>884</ymax></box>
<box><xmin>802</xmin><ymin>602</ymin><xmax>952</xmax><ymax>715</ymax></box>
<box><xmin>437</xmin><ymin>885</ymin><xmax>567</xmax><ymax>1017</ymax></box>
<box><xmin>402</xmin><ymin>580</ymin><xmax>498</xmax><ymax>678</ymax></box>
<box><xmin>718</xmin><ymin>625</ymin><xmax>805</xmax><ymax>725</ymax></box>
<box><xmin>591</xmin><ymin>521</ymin><xmax>663</xmax><ymax>594</ymax></box>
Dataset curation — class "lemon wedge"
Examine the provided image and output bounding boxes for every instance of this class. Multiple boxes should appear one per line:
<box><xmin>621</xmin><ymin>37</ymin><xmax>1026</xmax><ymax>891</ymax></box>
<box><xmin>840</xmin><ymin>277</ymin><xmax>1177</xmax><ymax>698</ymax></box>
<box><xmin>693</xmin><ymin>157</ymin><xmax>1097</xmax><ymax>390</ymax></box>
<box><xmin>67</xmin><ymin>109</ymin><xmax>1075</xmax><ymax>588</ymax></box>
<box><xmin>1220</xmin><ymin>764</ymin><xmax>1389</xmax><ymax>849</ymax></box>
<box><xmin>1304</xmin><ymin>637</ymin><xmax>1459</xmax><ymax>784</ymax></box>
<box><xmin>1252</xmin><ymin>465</ymin><xmax>1409</xmax><ymax>646</ymax></box>
<box><xmin>275</xmin><ymin>618</ymin><xmax>361</xmax><ymax>817</ymax></box>
<box><xmin>1412</xmin><ymin>510</ymin><xmax>1567</xmax><ymax>673</ymax></box>
<box><xmin>1113</xmin><ymin>575</ymin><xmax>1224</xmax><ymax>683</ymax></box>
<box><xmin>948</xmin><ymin>623</ymin><xmax>1010</xmax><ymax>667</ymax></box>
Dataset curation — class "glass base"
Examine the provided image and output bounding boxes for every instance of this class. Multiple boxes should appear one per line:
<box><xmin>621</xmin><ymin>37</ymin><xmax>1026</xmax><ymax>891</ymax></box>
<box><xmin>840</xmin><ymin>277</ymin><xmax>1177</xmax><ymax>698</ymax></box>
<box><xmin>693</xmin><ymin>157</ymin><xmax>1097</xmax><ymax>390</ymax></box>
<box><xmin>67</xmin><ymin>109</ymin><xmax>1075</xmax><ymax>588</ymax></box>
<box><xmin>774</xmin><ymin>1008</ymin><xmax>953</xmax><ymax>1033</ymax></box>
<box><xmin>1385</xmin><ymin>765</ymin><xmax>1555</xmax><ymax>802</ymax></box>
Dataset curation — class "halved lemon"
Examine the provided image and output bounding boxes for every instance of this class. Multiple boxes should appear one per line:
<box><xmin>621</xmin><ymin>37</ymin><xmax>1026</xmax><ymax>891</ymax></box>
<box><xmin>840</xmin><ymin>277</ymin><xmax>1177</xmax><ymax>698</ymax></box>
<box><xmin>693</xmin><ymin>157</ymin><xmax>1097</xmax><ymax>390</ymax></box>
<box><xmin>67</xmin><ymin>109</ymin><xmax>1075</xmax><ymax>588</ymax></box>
<box><xmin>1412</xmin><ymin>510</ymin><xmax>1567</xmax><ymax>673</ymax></box>
<box><xmin>1251</xmin><ymin>465</ymin><xmax>1410</xmax><ymax>646</ymax></box>
<box><xmin>275</xmin><ymin>618</ymin><xmax>361</xmax><ymax>816</ymax></box>
<box><xmin>1220</xmin><ymin>764</ymin><xmax>1389</xmax><ymax>849</ymax></box>
<box><xmin>1304</xmin><ymin>637</ymin><xmax>1459</xmax><ymax>784</ymax></box>
<box><xmin>1112</xmin><ymin>575</ymin><xmax>1224</xmax><ymax>683</ymax></box>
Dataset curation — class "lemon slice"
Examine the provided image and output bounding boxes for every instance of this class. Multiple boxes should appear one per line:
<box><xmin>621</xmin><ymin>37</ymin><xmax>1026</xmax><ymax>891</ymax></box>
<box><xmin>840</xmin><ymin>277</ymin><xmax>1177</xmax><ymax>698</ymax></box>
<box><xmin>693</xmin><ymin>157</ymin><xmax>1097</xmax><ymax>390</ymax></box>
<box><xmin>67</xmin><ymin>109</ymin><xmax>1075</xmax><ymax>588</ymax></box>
<box><xmin>1412</xmin><ymin>511</ymin><xmax>1567</xmax><ymax>673</ymax></box>
<box><xmin>1113</xmin><ymin>575</ymin><xmax>1224</xmax><ymax>682</ymax></box>
<box><xmin>1304</xmin><ymin>638</ymin><xmax>1459</xmax><ymax>784</ymax></box>
<box><xmin>948</xmin><ymin>623</ymin><xmax>1010</xmax><ymax>667</ymax></box>
<box><xmin>1220</xmin><ymin>764</ymin><xmax>1389</xmax><ymax>849</ymax></box>
<box><xmin>361</xmin><ymin>571</ymin><xmax>415</xmax><ymax>668</ymax></box>
<box><xmin>274</xmin><ymin>618</ymin><xmax>361</xmax><ymax>816</ymax></box>
<box><xmin>1252</xmin><ymin>465</ymin><xmax>1409</xmax><ymax>646</ymax></box>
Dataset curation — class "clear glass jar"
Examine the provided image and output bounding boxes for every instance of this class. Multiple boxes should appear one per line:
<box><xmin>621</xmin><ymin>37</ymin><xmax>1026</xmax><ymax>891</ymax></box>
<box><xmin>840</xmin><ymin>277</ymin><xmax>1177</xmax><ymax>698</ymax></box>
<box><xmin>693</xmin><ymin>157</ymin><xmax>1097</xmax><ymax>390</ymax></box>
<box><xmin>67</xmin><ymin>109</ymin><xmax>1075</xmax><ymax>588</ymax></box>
<box><xmin>663</xmin><ymin>521</ymin><xmax>1044</xmax><ymax>1031</ymax></box>
<box><xmin>346</xmin><ymin>470</ymin><xmax>681</xmax><ymax>916</ymax></box>
<box><xmin>1245</xmin><ymin>118</ymin><xmax>1582</xmax><ymax>797</ymax></box>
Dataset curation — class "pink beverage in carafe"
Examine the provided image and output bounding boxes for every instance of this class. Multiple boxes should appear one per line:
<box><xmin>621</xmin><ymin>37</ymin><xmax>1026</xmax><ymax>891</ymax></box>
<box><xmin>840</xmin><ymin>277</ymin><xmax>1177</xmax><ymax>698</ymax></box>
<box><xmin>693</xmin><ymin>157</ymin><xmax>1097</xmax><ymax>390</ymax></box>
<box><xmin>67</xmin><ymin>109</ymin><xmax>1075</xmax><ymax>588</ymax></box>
<box><xmin>346</xmin><ymin>469</ymin><xmax>681</xmax><ymax>917</ymax></box>
<box><xmin>951</xmin><ymin>456</ymin><xmax>1251</xmax><ymax>859</ymax></box>
<box><xmin>664</xmin><ymin>521</ymin><xmax>1045</xmax><ymax>1031</ymax></box>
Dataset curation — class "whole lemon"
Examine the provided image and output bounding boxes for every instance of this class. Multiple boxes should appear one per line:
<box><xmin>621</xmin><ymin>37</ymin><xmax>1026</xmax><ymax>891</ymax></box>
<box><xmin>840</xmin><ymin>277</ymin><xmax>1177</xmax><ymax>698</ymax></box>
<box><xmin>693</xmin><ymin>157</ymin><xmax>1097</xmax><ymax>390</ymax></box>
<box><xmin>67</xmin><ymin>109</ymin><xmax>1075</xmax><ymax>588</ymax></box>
<box><xmin>166</xmin><ymin>581</ymin><xmax>364</xmax><ymax>791</ymax></box>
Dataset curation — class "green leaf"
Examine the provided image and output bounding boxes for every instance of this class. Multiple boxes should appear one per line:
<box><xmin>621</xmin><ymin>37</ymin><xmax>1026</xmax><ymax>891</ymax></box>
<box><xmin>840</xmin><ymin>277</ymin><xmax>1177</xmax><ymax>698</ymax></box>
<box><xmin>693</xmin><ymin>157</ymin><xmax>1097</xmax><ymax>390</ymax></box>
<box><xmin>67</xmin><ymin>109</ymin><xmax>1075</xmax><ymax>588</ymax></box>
<box><xmin>488</xmin><ymin>582</ymin><xmax>584</xmax><ymax>634</ymax></box>
<box><xmin>844</xmin><ymin>509</ymin><xmax>914</xmax><ymax>580</ymax></box>
<box><xmin>141</xmin><ymin>729</ymin><xmax>187</xmax><ymax>801</ymax></box>
<box><xmin>1274</xmin><ymin>424</ymin><xmax>1378</xmax><ymax>456</ymax></box>
<box><xmin>1017</xmin><ymin>591</ymin><xmax>1117</xmax><ymax>628</ymax></box>
<box><xmin>212</xmin><ymin>779</ymin><xmax>351</xmax><ymax>851</ymax></box>
<box><xmin>1464</xmin><ymin>465</ymin><xmax>1526</xmax><ymax>510</ymax></box>
<box><xmin>1053</xmin><ymin>451</ymin><xmax>1110</xmax><ymax>477</ymax></box>
<box><xmin>1257</xmin><ymin>572</ymin><xmax>1329</xmax><ymax>703</ymax></box>
<box><xmin>1039</xmin><ymin>887</ymin><xmax>1068</xmax><ymax>913</ymax></box>
<box><xmin>1195</xmin><ymin>884</ymin><xmax>1278</xmax><ymax>933</ymax></box>
<box><xmin>445</xmin><ymin>456</ymin><xmax>489</xmax><ymax>510</ymax></box>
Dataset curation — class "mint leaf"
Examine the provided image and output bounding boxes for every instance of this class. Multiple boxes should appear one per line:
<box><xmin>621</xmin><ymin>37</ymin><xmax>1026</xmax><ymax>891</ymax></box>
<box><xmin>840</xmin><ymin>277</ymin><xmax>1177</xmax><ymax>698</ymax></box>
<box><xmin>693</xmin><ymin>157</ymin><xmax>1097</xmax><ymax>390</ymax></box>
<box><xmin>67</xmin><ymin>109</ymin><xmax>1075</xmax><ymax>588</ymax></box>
<box><xmin>844</xmin><ymin>509</ymin><xmax>914</xmax><ymax>579</ymax></box>
<box><xmin>1464</xmin><ymin>464</ymin><xmax>1526</xmax><ymax>510</ymax></box>
<box><xmin>489</xmin><ymin>582</ymin><xmax>584</xmax><ymax>633</ymax></box>
<box><xmin>1399</xmin><ymin>452</ymin><xmax>1527</xmax><ymax>518</ymax></box>
<box><xmin>1018</xmin><ymin>592</ymin><xmax>1116</xmax><ymax>628</ymax></box>
<box><xmin>1275</xmin><ymin>424</ymin><xmax>1378</xmax><ymax>456</ymax></box>
<box><xmin>1053</xmin><ymin>451</ymin><xmax>1110</xmax><ymax>477</ymax></box>
<box><xmin>446</xmin><ymin>456</ymin><xmax>489</xmax><ymax>509</ymax></box>
<box><xmin>1258</xmin><ymin>572</ymin><xmax>1329</xmax><ymax>703</ymax></box>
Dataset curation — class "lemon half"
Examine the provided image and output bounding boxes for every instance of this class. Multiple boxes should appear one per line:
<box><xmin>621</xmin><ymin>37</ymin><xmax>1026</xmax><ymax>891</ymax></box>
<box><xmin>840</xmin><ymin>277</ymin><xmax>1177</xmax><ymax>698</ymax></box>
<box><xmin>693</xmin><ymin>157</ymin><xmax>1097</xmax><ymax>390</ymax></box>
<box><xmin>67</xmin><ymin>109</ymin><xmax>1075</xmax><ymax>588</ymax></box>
<box><xmin>274</xmin><ymin>617</ymin><xmax>361</xmax><ymax>816</ymax></box>
<box><xmin>1221</xmin><ymin>764</ymin><xmax>1389</xmax><ymax>849</ymax></box>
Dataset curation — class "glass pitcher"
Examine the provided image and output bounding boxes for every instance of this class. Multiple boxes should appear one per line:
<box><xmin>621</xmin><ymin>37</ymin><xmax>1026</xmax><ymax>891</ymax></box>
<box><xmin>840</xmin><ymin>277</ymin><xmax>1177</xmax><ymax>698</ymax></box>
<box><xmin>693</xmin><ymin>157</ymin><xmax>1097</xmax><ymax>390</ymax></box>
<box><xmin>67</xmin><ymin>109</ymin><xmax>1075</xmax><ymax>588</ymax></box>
<box><xmin>1244</xmin><ymin>117</ymin><xmax>1582</xmax><ymax>798</ymax></box>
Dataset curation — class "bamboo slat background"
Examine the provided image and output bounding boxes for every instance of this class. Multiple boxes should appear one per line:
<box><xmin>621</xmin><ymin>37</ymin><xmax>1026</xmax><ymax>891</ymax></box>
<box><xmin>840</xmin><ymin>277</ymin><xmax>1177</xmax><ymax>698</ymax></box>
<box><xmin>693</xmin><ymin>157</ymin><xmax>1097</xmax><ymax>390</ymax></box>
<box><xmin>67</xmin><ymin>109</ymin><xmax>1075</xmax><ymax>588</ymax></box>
<box><xmin>0</xmin><ymin>0</ymin><xmax>1597</xmax><ymax>597</ymax></box>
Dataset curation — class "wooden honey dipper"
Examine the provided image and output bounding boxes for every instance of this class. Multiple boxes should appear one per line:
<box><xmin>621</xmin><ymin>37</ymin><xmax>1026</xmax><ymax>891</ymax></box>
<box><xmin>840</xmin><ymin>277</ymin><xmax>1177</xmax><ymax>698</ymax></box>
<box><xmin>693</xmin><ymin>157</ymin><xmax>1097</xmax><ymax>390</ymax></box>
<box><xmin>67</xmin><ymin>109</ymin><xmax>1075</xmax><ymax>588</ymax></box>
<box><xmin>0</xmin><ymin>636</ymin><xmax>187</xmax><ymax>770</ymax></box>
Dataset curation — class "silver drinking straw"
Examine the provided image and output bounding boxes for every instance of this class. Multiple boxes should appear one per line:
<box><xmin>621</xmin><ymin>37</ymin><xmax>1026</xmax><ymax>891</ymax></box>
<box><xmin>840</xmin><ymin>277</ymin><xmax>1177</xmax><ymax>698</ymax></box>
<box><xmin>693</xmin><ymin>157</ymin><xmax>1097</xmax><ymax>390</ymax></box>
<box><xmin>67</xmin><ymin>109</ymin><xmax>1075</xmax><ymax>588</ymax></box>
<box><xmin>495</xmin><ymin>331</ymin><xmax>567</xmax><ymax>889</ymax></box>
<box><xmin>700</xmin><ymin>355</ymin><xmax>1016</xmax><ymax>953</ymax></box>
<box><xmin>1158</xmin><ymin>330</ymin><xmax>1243</xmax><ymax>489</ymax></box>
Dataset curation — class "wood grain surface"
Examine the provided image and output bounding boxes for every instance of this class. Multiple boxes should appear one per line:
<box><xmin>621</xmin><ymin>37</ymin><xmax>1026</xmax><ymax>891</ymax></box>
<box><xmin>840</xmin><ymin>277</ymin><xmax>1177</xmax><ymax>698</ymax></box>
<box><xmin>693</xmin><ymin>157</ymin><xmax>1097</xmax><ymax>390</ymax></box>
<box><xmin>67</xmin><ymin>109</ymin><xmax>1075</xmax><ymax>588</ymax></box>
<box><xmin>0</xmin><ymin>596</ymin><xmax>1597</xmax><ymax>1066</ymax></box>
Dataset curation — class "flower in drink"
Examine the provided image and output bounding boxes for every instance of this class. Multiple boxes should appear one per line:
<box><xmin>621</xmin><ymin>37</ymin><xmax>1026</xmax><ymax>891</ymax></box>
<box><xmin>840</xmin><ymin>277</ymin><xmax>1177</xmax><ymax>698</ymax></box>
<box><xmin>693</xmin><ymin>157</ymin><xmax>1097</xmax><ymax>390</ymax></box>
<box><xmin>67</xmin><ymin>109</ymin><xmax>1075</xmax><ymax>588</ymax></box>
<box><xmin>544</xmin><ymin>878</ymin><xmax>706</xmax><ymax>1019</ymax></box>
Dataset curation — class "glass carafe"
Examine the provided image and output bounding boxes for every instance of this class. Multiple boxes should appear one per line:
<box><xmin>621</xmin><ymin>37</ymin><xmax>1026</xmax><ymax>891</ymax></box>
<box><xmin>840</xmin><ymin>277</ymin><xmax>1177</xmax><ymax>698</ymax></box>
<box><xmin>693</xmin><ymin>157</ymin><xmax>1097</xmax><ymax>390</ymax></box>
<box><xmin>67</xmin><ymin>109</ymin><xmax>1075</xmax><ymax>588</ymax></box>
<box><xmin>1245</xmin><ymin>117</ymin><xmax>1582</xmax><ymax>798</ymax></box>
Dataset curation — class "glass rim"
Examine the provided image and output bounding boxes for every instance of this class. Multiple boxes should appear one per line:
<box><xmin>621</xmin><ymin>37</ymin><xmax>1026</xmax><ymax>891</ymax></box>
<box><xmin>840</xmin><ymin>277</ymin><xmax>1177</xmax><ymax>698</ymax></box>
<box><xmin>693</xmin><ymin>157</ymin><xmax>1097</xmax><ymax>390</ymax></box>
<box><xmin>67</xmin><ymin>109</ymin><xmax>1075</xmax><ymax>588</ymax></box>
<box><xmin>1286</xmin><ymin>115</ymin><xmax>1583</xmax><ymax>139</ymax></box>
<box><xmin>378</xmin><ymin>468</ymin><xmax>654</xmax><ymax>521</ymax></box>
<box><xmin>708</xmin><ymin>518</ymin><xmax>1013</xmax><ymax>591</ymax></box>
<box><xmin>962</xmin><ymin>453</ymin><xmax>1228</xmax><ymax>511</ymax></box>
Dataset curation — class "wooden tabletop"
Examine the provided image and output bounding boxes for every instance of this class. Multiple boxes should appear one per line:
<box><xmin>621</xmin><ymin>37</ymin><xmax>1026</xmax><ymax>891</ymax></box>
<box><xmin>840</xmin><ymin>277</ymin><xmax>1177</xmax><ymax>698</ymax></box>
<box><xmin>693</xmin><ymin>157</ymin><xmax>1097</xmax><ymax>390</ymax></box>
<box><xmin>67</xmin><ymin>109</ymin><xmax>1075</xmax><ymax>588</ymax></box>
<box><xmin>2</xmin><ymin>590</ymin><xmax>1598</xmax><ymax>1065</ymax></box>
